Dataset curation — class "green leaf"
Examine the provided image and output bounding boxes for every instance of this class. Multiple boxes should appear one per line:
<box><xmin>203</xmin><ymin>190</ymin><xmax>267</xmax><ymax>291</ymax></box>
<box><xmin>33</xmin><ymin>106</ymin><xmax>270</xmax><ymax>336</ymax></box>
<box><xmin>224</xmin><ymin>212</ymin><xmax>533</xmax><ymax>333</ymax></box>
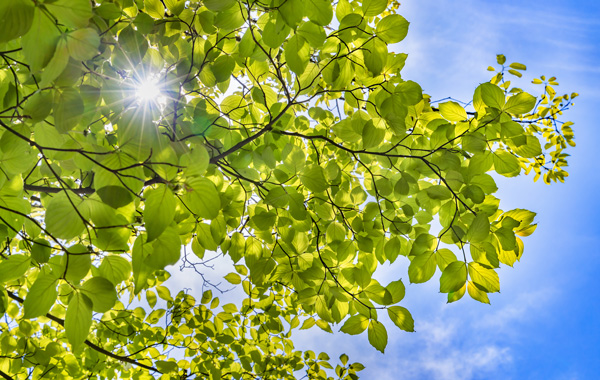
<box><xmin>367</xmin><ymin>320</ymin><xmax>387</xmax><ymax>353</ymax></box>
<box><xmin>262</xmin><ymin>20</ymin><xmax>290</xmax><ymax>49</ymax></box>
<box><xmin>386</xmin><ymin>280</ymin><xmax>405</xmax><ymax>303</ymax></box>
<box><xmin>435</xmin><ymin>248</ymin><xmax>457</xmax><ymax>271</ymax></box>
<box><xmin>395</xmin><ymin>80</ymin><xmax>423</xmax><ymax>105</ymax></box>
<box><xmin>23</xmin><ymin>91</ymin><xmax>53</xmax><ymax>123</ymax></box>
<box><xmin>0</xmin><ymin>289</ymin><xmax>7</xmax><ymax>316</ymax></box>
<box><xmin>504</xmin><ymin>92</ymin><xmax>536</xmax><ymax>115</ymax></box>
<box><xmin>194</xmin><ymin>223</ymin><xmax>218</xmax><ymax>251</ymax></box>
<box><xmin>509</xmin><ymin>62</ymin><xmax>527</xmax><ymax>70</ymax></box>
<box><xmin>362</xmin><ymin>119</ymin><xmax>386</xmax><ymax>149</ymax></box>
<box><xmin>64</xmin><ymin>245</ymin><xmax>92</xmax><ymax>283</ymax></box>
<box><xmin>31</xmin><ymin>239</ymin><xmax>51</xmax><ymax>264</ymax></box>
<box><xmin>493</xmin><ymin>150</ymin><xmax>521</xmax><ymax>177</ymax></box>
<box><xmin>183</xmin><ymin>177</ymin><xmax>221</xmax><ymax>219</ymax></box>
<box><xmin>98</xmin><ymin>255</ymin><xmax>131</xmax><ymax>285</ymax></box>
<box><xmin>340</xmin><ymin>314</ymin><xmax>369</xmax><ymax>335</ymax></box>
<box><xmin>132</xmin><ymin>236</ymin><xmax>152</xmax><ymax>295</ymax></box>
<box><xmin>23</xmin><ymin>273</ymin><xmax>58</xmax><ymax>319</ymax></box>
<box><xmin>45</xmin><ymin>192</ymin><xmax>87</xmax><ymax>240</ymax></box>
<box><xmin>203</xmin><ymin>0</ymin><xmax>236</xmax><ymax>11</ymax></box>
<box><xmin>212</xmin><ymin>55</ymin><xmax>235</xmax><ymax>83</ymax></box>
<box><xmin>164</xmin><ymin>0</ymin><xmax>185</xmax><ymax>15</ymax></box>
<box><xmin>439</xmin><ymin>261</ymin><xmax>467</xmax><ymax>293</ymax></box>
<box><xmin>144</xmin><ymin>0</ymin><xmax>165</xmax><ymax>18</ymax></box>
<box><xmin>439</xmin><ymin>101</ymin><xmax>468</xmax><ymax>121</ymax></box>
<box><xmin>467</xmin><ymin>281</ymin><xmax>490</xmax><ymax>304</ymax></box>
<box><xmin>79</xmin><ymin>277</ymin><xmax>117</xmax><ymax>313</ymax></box>
<box><xmin>54</xmin><ymin>89</ymin><xmax>84</xmax><ymax>133</ymax></box>
<box><xmin>466</xmin><ymin>214</ymin><xmax>490</xmax><ymax>243</ymax></box>
<box><xmin>363</xmin><ymin>38</ymin><xmax>388</xmax><ymax>76</ymax></box>
<box><xmin>46</xmin><ymin>0</ymin><xmax>93</xmax><ymax>29</ymax></box>
<box><xmin>181</xmin><ymin>147</ymin><xmax>209</xmax><ymax>178</ymax></box>
<box><xmin>96</xmin><ymin>186</ymin><xmax>134</xmax><ymax>209</ymax></box>
<box><xmin>40</xmin><ymin>38</ymin><xmax>70</xmax><ymax>87</ymax></box>
<box><xmin>0</xmin><ymin>254</ymin><xmax>30</xmax><ymax>283</ymax></box>
<box><xmin>285</xmin><ymin>35</ymin><xmax>310</xmax><ymax>75</ymax></box>
<box><xmin>144</xmin><ymin>185</ymin><xmax>177</xmax><ymax>242</ymax></box>
<box><xmin>0</xmin><ymin>0</ymin><xmax>34</xmax><ymax>43</ymax></box>
<box><xmin>224</xmin><ymin>272</ymin><xmax>241</xmax><ymax>285</ymax></box>
<box><xmin>511</xmin><ymin>135</ymin><xmax>542</xmax><ymax>158</ymax></box>
<box><xmin>503</xmin><ymin>209</ymin><xmax>536</xmax><ymax>230</ymax></box>
<box><xmin>477</xmin><ymin>82</ymin><xmax>505</xmax><ymax>109</ymax></box>
<box><xmin>22</xmin><ymin>8</ymin><xmax>61</xmax><ymax>72</ymax></box>
<box><xmin>147</xmin><ymin>227</ymin><xmax>181</xmax><ymax>270</ymax></box>
<box><xmin>468</xmin><ymin>262</ymin><xmax>500</xmax><ymax>293</ymax></box>
<box><xmin>299</xmin><ymin>165</ymin><xmax>328</xmax><ymax>193</ymax></box>
<box><xmin>425</xmin><ymin>185</ymin><xmax>452</xmax><ymax>200</ymax></box>
<box><xmin>495</xmin><ymin>227</ymin><xmax>516</xmax><ymax>251</ymax></box>
<box><xmin>387</xmin><ymin>306</ymin><xmax>414</xmax><ymax>332</ymax></box>
<box><xmin>95</xmin><ymin>3</ymin><xmax>122</xmax><ymax>19</ymax></box>
<box><xmin>376</xmin><ymin>14</ymin><xmax>409</xmax><ymax>43</ymax></box>
<box><xmin>447</xmin><ymin>283</ymin><xmax>466</xmax><ymax>303</ymax></box>
<box><xmin>408</xmin><ymin>252</ymin><xmax>436</xmax><ymax>283</ymax></box>
<box><xmin>116</xmin><ymin>26</ymin><xmax>148</xmax><ymax>66</ymax></box>
<box><xmin>278</xmin><ymin>0</ymin><xmax>305</xmax><ymax>28</ymax></box>
<box><xmin>65</xmin><ymin>293</ymin><xmax>93</xmax><ymax>350</ymax></box>
<box><xmin>156</xmin><ymin>360</ymin><xmax>178</xmax><ymax>373</ymax></box>
<box><xmin>66</xmin><ymin>28</ymin><xmax>100</xmax><ymax>61</ymax></box>
<box><xmin>297</xmin><ymin>22</ymin><xmax>327</xmax><ymax>50</ymax></box>
<box><xmin>362</xmin><ymin>0</ymin><xmax>388</xmax><ymax>17</ymax></box>
<box><xmin>214</xmin><ymin>3</ymin><xmax>244</xmax><ymax>30</ymax></box>
<box><xmin>305</xmin><ymin>0</ymin><xmax>333</xmax><ymax>26</ymax></box>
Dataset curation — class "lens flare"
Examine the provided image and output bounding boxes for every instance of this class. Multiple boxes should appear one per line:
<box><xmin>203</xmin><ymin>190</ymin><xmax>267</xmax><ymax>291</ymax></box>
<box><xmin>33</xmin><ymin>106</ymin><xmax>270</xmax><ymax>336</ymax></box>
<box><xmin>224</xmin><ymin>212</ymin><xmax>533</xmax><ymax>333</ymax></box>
<box><xmin>135</xmin><ymin>76</ymin><xmax>164</xmax><ymax>104</ymax></box>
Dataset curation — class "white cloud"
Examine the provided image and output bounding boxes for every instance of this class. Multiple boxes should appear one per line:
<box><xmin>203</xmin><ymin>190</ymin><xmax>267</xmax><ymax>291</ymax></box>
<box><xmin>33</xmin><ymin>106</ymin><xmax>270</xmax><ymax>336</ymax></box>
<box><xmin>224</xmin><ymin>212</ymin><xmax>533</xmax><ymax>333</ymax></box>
<box><xmin>474</xmin><ymin>288</ymin><xmax>556</xmax><ymax>330</ymax></box>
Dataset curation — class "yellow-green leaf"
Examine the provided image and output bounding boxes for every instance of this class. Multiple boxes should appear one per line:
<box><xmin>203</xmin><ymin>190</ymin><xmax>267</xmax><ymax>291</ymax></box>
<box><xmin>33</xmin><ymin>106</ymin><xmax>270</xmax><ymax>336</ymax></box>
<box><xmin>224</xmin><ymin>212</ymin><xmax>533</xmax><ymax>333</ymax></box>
<box><xmin>376</xmin><ymin>14</ymin><xmax>409</xmax><ymax>44</ymax></box>
<box><xmin>0</xmin><ymin>0</ymin><xmax>34</xmax><ymax>43</ymax></box>
<box><xmin>387</xmin><ymin>306</ymin><xmax>414</xmax><ymax>332</ymax></box>
<box><xmin>0</xmin><ymin>255</ymin><xmax>30</xmax><ymax>283</ymax></box>
<box><xmin>439</xmin><ymin>261</ymin><xmax>467</xmax><ymax>293</ymax></box>
<box><xmin>468</xmin><ymin>262</ymin><xmax>500</xmax><ymax>293</ymax></box>
<box><xmin>439</xmin><ymin>101</ymin><xmax>468</xmax><ymax>122</ymax></box>
<box><xmin>144</xmin><ymin>185</ymin><xmax>177</xmax><ymax>242</ymax></box>
<box><xmin>65</xmin><ymin>293</ymin><xmax>93</xmax><ymax>350</ymax></box>
<box><xmin>367</xmin><ymin>320</ymin><xmax>387</xmax><ymax>353</ymax></box>
<box><xmin>23</xmin><ymin>273</ymin><xmax>58</xmax><ymax>319</ymax></box>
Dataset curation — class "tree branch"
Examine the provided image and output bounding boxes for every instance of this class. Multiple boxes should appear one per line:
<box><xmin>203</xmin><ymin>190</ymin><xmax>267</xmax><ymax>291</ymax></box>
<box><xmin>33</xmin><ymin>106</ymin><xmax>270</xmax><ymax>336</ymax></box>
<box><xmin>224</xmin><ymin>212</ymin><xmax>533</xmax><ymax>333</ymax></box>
<box><xmin>0</xmin><ymin>370</ymin><xmax>15</xmax><ymax>380</ymax></box>
<box><xmin>23</xmin><ymin>177</ymin><xmax>168</xmax><ymax>195</ymax></box>
<box><xmin>6</xmin><ymin>292</ymin><xmax>162</xmax><ymax>374</ymax></box>
<box><xmin>209</xmin><ymin>103</ymin><xmax>294</xmax><ymax>164</ymax></box>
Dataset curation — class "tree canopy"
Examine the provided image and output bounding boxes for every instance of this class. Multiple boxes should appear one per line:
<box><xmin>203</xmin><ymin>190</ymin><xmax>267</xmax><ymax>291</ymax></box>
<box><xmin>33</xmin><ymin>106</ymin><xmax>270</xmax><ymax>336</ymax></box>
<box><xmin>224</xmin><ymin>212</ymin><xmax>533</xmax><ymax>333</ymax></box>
<box><xmin>0</xmin><ymin>0</ymin><xmax>577</xmax><ymax>379</ymax></box>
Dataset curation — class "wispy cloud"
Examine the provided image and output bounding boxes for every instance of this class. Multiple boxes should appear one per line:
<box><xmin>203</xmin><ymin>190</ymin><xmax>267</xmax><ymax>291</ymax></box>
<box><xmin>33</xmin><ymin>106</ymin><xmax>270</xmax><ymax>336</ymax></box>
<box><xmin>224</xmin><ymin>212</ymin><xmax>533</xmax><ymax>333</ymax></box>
<box><xmin>362</xmin><ymin>285</ymin><xmax>556</xmax><ymax>380</ymax></box>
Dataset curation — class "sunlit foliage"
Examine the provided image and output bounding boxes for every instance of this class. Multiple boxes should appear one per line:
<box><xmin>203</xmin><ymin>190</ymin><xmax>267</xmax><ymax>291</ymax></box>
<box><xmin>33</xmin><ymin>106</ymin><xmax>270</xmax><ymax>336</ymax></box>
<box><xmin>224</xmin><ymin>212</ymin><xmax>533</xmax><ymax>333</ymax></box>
<box><xmin>0</xmin><ymin>0</ymin><xmax>576</xmax><ymax>378</ymax></box>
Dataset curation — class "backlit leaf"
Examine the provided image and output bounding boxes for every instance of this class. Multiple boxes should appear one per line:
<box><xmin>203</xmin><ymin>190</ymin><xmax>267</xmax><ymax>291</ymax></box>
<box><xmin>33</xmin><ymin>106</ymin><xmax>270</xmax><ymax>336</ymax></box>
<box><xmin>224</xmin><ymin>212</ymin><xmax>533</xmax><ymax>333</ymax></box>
<box><xmin>65</xmin><ymin>293</ymin><xmax>93</xmax><ymax>350</ymax></box>
<box><xmin>0</xmin><ymin>255</ymin><xmax>30</xmax><ymax>283</ymax></box>
<box><xmin>367</xmin><ymin>320</ymin><xmax>387</xmax><ymax>353</ymax></box>
<box><xmin>387</xmin><ymin>306</ymin><xmax>414</xmax><ymax>332</ymax></box>
<box><xmin>23</xmin><ymin>273</ymin><xmax>58</xmax><ymax>319</ymax></box>
<box><xmin>439</xmin><ymin>261</ymin><xmax>467</xmax><ymax>293</ymax></box>
<box><xmin>439</xmin><ymin>101</ymin><xmax>468</xmax><ymax>121</ymax></box>
<box><xmin>0</xmin><ymin>0</ymin><xmax>34</xmax><ymax>43</ymax></box>
<box><xmin>144</xmin><ymin>185</ymin><xmax>177</xmax><ymax>242</ymax></box>
<box><xmin>376</xmin><ymin>14</ymin><xmax>409</xmax><ymax>43</ymax></box>
<box><xmin>80</xmin><ymin>277</ymin><xmax>117</xmax><ymax>313</ymax></box>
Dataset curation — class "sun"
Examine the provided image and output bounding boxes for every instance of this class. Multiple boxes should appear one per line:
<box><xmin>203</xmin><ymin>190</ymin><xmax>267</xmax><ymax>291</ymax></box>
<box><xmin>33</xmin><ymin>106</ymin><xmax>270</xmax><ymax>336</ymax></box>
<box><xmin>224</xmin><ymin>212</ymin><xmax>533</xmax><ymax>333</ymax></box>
<box><xmin>135</xmin><ymin>76</ymin><xmax>165</xmax><ymax>105</ymax></box>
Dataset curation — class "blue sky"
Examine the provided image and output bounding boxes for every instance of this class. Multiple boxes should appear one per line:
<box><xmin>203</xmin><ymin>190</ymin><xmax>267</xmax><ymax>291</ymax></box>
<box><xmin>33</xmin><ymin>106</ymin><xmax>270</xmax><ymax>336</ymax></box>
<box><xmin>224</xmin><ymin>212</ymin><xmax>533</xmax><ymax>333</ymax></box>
<box><xmin>168</xmin><ymin>2</ymin><xmax>600</xmax><ymax>379</ymax></box>
<box><xmin>290</xmin><ymin>1</ymin><xmax>600</xmax><ymax>379</ymax></box>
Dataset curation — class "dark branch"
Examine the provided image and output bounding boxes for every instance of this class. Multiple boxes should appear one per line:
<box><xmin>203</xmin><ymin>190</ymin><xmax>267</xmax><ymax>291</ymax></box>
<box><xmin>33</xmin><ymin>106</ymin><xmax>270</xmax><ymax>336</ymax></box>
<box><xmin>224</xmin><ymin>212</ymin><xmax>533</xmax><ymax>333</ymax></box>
<box><xmin>6</xmin><ymin>292</ymin><xmax>162</xmax><ymax>374</ymax></box>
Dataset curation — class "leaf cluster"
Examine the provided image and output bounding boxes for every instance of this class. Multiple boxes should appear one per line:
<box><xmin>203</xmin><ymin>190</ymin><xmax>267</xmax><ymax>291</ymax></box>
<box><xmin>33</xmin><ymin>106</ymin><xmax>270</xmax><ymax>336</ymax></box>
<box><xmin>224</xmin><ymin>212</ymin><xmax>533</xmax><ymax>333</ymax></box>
<box><xmin>0</xmin><ymin>0</ymin><xmax>576</xmax><ymax>378</ymax></box>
